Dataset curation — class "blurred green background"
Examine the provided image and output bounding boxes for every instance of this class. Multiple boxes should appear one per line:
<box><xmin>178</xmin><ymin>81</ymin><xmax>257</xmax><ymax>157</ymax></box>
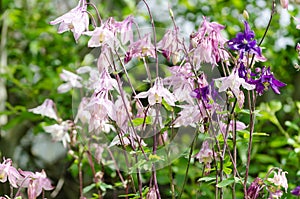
<box><xmin>1</xmin><ymin>0</ymin><xmax>300</xmax><ymax>198</ymax></box>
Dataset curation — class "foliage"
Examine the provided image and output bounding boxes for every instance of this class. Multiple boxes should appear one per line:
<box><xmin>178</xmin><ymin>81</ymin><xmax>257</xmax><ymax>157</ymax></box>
<box><xmin>1</xmin><ymin>0</ymin><xmax>300</xmax><ymax>199</ymax></box>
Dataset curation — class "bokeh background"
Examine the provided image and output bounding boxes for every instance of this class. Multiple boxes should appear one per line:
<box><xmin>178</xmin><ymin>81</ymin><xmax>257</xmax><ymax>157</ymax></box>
<box><xmin>1</xmin><ymin>0</ymin><xmax>300</xmax><ymax>198</ymax></box>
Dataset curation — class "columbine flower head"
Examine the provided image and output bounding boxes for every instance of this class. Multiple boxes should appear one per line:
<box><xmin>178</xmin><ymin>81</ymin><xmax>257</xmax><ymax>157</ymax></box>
<box><xmin>164</xmin><ymin>63</ymin><xmax>194</xmax><ymax>103</ymax></box>
<box><xmin>86</xmin><ymin>89</ymin><xmax>116</xmax><ymax>132</ymax></box>
<box><xmin>215</xmin><ymin>69</ymin><xmax>255</xmax><ymax>97</ymax></box>
<box><xmin>49</xmin><ymin>0</ymin><xmax>89</xmax><ymax>42</ymax></box>
<box><xmin>251</xmin><ymin>66</ymin><xmax>286</xmax><ymax>96</ymax></box>
<box><xmin>227</xmin><ymin>21</ymin><xmax>262</xmax><ymax>59</ymax></box>
<box><xmin>247</xmin><ymin>177</ymin><xmax>264</xmax><ymax>199</ymax></box>
<box><xmin>57</xmin><ymin>69</ymin><xmax>82</xmax><ymax>93</ymax></box>
<box><xmin>0</xmin><ymin>158</ymin><xmax>22</xmax><ymax>188</ymax></box>
<box><xmin>18</xmin><ymin>169</ymin><xmax>54</xmax><ymax>199</ymax></box>
<box><xmin>43</xmin><ymin>121</ymin><xmax>71</xmax><ymax>148</ymax></box>
<box><xmin>267</xmin><ymin>169</ymin><xmax>288</xmax><ymax>193</ymax></box>
<box><xmin>280</xmin><ymin>0</ymin><xmax>289</xmax><ymax>9</ymax></box>
<box><xmin>291</xmin><ymin>186</ymin><xmax>300</xmax><ymax>196</ymax></box>
<box><xmin>157</xmin><ymin>28</ymin><xmax>182</xmax><ymax>64</ymax></box>
<box><xmin>84</xmin><ymin>18</ymin><xmax>117</xmax><ymax>48</ymax></box>
<box><xmin>190</xmin><ymin>16</ymin><xmax>228</xmax><ymax>67</ymax></box>
<box><xmin>28</xmin><ymin>99</ymin><xmax>59</xmax><ymax>121</ymax></box>
<box><xmin>114</xmin><ymin>15</ymin><xmax>134</xmax><ymax>44</ymax></box>
<box><xmin>135</xmin><ymin>77</ymin><xmax>176</xmax><ymax>106</ymax></box>
<box><xmin>124</xmin><ymin>33</ymin><xmax>156</xmax><ymax>63</ymax></box>
<box><xmin>194</xmin><ymin>141</ymin><xmax>213</xmax><ymax>164</ymax></box>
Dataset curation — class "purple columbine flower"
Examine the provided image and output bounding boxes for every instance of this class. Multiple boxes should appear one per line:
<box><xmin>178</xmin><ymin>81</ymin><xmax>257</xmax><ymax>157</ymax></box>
<box><xmin>227</xmin><ymin>21</ymin><xmax>262</xmax><ymax>59</ymax></box>
<box><xmin>191</xmin><ymin>85</ymin><xmax>210</xmax><ymax>102</ymax></box>
<box><xmin>291</xmin><ymin>186</ymin><xmax>300</xmax><ymax>196</ymax></box>
<box><xmin>247</xmin><ymin>177</ymin><xmax>264</xmax><ymax>199</ymax></box>
<box><xmin>251</xmin><ymin>67</ymin><xmax>286</xmax><ymax>96</ymax></box>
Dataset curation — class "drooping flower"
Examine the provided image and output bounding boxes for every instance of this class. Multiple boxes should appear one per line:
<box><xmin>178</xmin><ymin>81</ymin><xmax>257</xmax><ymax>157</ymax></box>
<box><xmin>124</xmin><ymin>33</ymin><xmax>156</xmax><ymax>63</ymax></box>
<box><xmin>57</xmin><ymin>69</ymin><xmax>82</xmax><ymax>93</ymax></box>
<box><xmin>291</xmin><ymin>186</ymin><xmax>300</xmax><ymax>196</ymax></box>
<box><xmin>280</xmin><ymin>0</ymin><xmax>289</xmax><ymax>9</ymax></box>
<box><xmin>135</xmin><ymin>77</ymin><xmax>176</xmax><ymax>106</ymax></box>
<box><xmin>49</xmin><ymin>0</ymin><xmax>89</xmax><ymax>42</ymax></box>
<box><xmin>18</xmin><ymin>169</ymin><xmax>54</xmax><ymax>199</ymax></box>
<box><xmin>84</xmin><ymin>18</ymin><xmax>117</xmax><ymax>48</ymax></box>
<box><xmin>247</xmin><ymin>177</ymin><xmax>264</xmax><ymax>199</ymax></box>
<box><xmin>164</xmin><ymin>63</ymin><xmax>194</xmax><ymax>103</ymax></box>
<box><xmin>86</xmin><ymin>89</ymin><xmax>116</xmax><ymax>132</ymax></box>
<box><xmin>227</xmin><ymin>21</ymin><xmax>262</xmax><ymax>59</ymax></box>
<box><xmin>114</xmin><ymin>15</ymin><xmax>134</xmax><ymax>44</ymax></box>
<box><xmin>251</xmin><ymin>67</ymin><xmax>286</xmax><ymax>96</ymax></box>
<box><xmin>0</xmin><ymin>158</ymin><xmax>22</xmax><ymax>188</ymax></box>
<box><xmin>267</xmin><ymin>169</ymin><xmax>288</xmax><ymax>193</ymax></box>
<box><xmin>190</xmin><ymin>16</ymin><xmax>229</xmax><ymax>67</ymax></box>
<box><xmin>43</xmin><ymin>121</ymin><xmax>71</xmax><ymax>148</ymax></box>
<box><xmin>194</xmin><ymin>141</ymin><xmax>213</xmax><ymax>164</ymax></box>
<box><xmin>28</xmin><ymin>99</ymin><xmax>59</xmax><ymax>121</ymax></box>
<box><xmin>214</xmin><ymin>70</ymin><xmax>255</xmax><ymax>97</ymax></box>
<box><xmin>157</xmin><ymin>28</ymin><xmax>182</xmax><ymax>64</ymax></box>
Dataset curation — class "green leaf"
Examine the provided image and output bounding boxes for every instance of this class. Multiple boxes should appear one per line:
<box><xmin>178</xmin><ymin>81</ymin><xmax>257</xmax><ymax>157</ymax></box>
<box><xmin>216</xmin><ymin>177</ymin><xmax>236</xmax><ymax>188</ymax></box>
<box><xmin>131</xmin><ymin>116</ymin><xmax>152</xmax><ymax>126</ymax></box>
<box><xmin>285</xmin><ymin>121</ymin><xmax>299</xmax><ymax>131</ymax></box>
<box><xmin>162</xmin><ymin>98</ymin><xmax>174</xmax><ymax>111</ymax></box>
<box><xmin>198</xmin><ymin>176</ymin><xmax>216</xmax><ymax>182</ymax></box>
<box><xmin>83</xmin><ymin>183</ymin><xmax>96</xmax><ymax>194</ymax></box>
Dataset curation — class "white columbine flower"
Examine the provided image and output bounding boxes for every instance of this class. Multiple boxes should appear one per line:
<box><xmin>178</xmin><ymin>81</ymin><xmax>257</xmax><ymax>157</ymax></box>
<box><xmin>268</xmin><ymin>169</ymin><xmax>288</xmax><ymax>193</ymax></box>
<box><xmin>57</xmin><ymin>69</ymin><xmax>82</xmax><ymax>93</ymax></box>
<box><xmin>135</xmin><ymin>77</ymin><xmax>176</xmax><ymax>106</ymax></box>
<box><xmin>28</xmin><ymin>99</ymin><xmax>58</xmax><ymax>121</ymax></box>
<box><xmin>215</xmin><ymin>70</ymin><xmax>255</xmax><ymax>97</ymax></box>
<box><xmin>49</xmin><ymin>0</ymin><xmax>89</xmax><ymax>42</ymax></box>
<box><xmin>43</xmin><ymin>122</ymin><xmax>71</xmax><ymax>148</ymax></box>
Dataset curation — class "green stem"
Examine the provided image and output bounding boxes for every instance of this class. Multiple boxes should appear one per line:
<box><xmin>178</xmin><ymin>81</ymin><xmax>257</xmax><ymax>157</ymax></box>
<box><xmin>178</xmin><ymin>132</ymin><xmax>197</xmax><ymax>199</ymax></box>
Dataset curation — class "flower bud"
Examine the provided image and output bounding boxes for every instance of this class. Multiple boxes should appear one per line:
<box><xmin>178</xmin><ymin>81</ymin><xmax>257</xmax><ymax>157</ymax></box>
<box><xmin>243</xmin><ymin>10</ymin><xmax>249</xmax><ymax>20</ymax></box>
<box><xmin>280</xmin><ymin>0</ymin><xmax>289</xmax><ymax>9</ymax></box>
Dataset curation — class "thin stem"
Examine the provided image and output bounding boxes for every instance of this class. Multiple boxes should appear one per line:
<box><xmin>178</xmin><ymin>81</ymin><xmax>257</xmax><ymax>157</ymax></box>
<box><xmin>86</xmin><ymin>2</ymin><xmax>102</xmax><ymax>26</ymax></box>
<box><xmin>232</xmin><ymin>115</ymin><xmax>237</xmax><ymax>199</ymax></box>
<box><xmin>178</xmin><ymin>132</ymin><xmax>197</xmax><ymax>199</ymax></box>
<box><xmin>244</xmin><ymin>90</ymin><xmax>256</xmax><ymax>197</ymax></box>
<box><xmin>249</xmin><ymin>0</ymin><xmax>276</xmax><ymax>67</ymax></box>
<box><xmin>142</xmin><ymin>0</ymin><xmax>159</xmax><ymax>77</ymax></box>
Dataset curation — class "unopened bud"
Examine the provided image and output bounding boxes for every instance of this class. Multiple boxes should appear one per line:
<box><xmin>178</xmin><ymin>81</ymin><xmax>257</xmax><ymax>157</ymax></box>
<box><xmin>243</xmin><ymin>10</ymin><xmax>249</xmax><ymax>20</ymax></box>
<box><xmin>169</xmin><ymin>8</ymin><xmax>174</xmax><ymax>18</ymax></box>
<box><xmin>280</xmin><ymin>0</ymin><xmax>289</xmax><ymax>9</ymax></box>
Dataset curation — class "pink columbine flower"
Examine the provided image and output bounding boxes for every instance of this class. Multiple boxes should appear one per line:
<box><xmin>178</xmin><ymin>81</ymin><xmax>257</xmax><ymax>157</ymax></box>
<box><xmin>28</xmin><ymin>99</ymin><xmax>59</xmax><ymax>121</ymax></box>
<box><xmin>280</xmin><ymin>0</ymin><xmax>289</xmax><ymax>9</ymax></box>
<box><xmin>0</xmin><ymin>158</ymin><xmax>22</xmax><ymax>188</ymax></box>
<box><xmin>215</xmin><ymin>70</ymin><xmax>255</xmax><ymax>97</ymax></box>
<box><xmin>293</xmin><ymin>17</ymin><xmax>300</xmax><ymax>29</ymax></box>
<box><xmin>157</xmin><ymin>29</ymin><xmax>182</xmax><ymax>64</ymax></box>
<box><xmin>49</xmin><ymin>0</ymin><xmax>89</xmax><ymax>42</ymax></box>
<box><xmin>164</xmin><ymin>63</ymin><xmax>195</xmax><ymax>103</ymax></box>
<box><xmin>85</xmin><ymin>25</ymin><xmax>116</xmax><ymax>48</ymax></box>
<box><xmin>115</xmin><ymin>15</ymin><xmax>134</xmax><ymax>44</ymax></box>
<box><xmin>57</xmin><ymin>69</ymin><xmax>82</xmax><ymax>93</ymax></box>
<box><xmin>135</xmin><ymin>77</ymin><xmax>176</xmax><ymax>106</ymax></box>
<box><xmin>125</xmin><ymin>33</ymin><xmax>156</xmax><ymax>63</ymax></box>
<box><xmin>268</xmin><ymin>169</ymin><xmax>288</xmax><ymax>193</ymax></box>
<box><xmin>18</xmin><ymin>169</ymin><xmax>54</xmax><ymax>199</ymax></box>
<box><xmin>190</xmin><ymin>16</ymin><xmax>229</xmax><ymax>67</ymax></box>
<box><xmin>194</xmin><ymin>141</ymin><xmax>213</xmax><ymax>164</ymax></box>
<box><xmin>86</xmin><ymin>90</ymin><xmax>116</xmax><ymax>132</ymax></box>
<box><xmin>43</xmin><ymin>122</ymin><xmax>71</xmax><ymax>148</ymax></box>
